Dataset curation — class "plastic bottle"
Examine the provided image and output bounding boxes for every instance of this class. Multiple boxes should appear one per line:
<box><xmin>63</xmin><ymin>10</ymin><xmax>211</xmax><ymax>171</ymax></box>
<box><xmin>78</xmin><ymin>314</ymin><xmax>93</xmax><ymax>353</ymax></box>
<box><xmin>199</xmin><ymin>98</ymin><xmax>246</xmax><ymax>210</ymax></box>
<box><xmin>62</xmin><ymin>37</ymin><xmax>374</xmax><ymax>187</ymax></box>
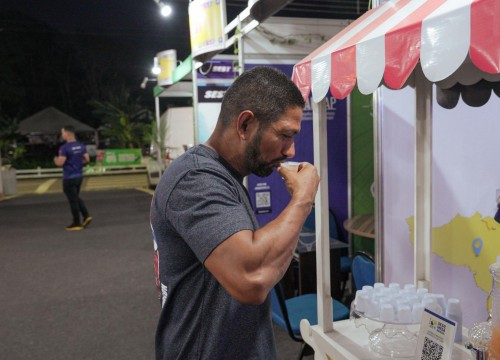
<box><xmin>488</xmin><ymin>257</ymin><xmax>500</xmax><ymax>359</ymax></box>
<box><xmin>445</xmin><ymin>298</ymin><xmax>462</xmax><ymax>343</ymax></box>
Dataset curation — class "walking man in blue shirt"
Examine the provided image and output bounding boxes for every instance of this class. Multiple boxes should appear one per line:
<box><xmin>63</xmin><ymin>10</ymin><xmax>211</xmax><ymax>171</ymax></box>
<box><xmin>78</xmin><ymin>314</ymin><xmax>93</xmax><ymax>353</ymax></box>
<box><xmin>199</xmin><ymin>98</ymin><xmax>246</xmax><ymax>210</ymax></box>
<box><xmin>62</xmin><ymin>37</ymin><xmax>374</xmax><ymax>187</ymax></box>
<box><xmin>54</xmin><ymin>125</ymin><xmax>92</xmax><ymax>231</ymax></box>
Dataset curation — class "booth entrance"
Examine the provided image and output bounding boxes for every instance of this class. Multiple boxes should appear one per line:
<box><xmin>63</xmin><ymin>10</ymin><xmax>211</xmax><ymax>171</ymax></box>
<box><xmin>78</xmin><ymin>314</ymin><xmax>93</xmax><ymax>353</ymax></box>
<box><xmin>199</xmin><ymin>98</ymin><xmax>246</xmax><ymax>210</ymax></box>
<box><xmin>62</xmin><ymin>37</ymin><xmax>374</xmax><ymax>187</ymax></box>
<box><xmin>291</xmin><ymin>0</ymin><xmax>500</xmax><ymax>358</ymax></box>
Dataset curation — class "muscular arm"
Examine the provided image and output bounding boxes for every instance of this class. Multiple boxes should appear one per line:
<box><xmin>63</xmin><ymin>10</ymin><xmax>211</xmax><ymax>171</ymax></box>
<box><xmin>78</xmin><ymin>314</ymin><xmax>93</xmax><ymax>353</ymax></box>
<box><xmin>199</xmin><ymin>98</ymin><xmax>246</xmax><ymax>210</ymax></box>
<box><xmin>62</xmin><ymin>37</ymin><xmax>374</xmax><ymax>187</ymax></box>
<box><xmin>204</xmin><ymin>163</ymin><xmax>319</xmax><ymax>304</ymax></box>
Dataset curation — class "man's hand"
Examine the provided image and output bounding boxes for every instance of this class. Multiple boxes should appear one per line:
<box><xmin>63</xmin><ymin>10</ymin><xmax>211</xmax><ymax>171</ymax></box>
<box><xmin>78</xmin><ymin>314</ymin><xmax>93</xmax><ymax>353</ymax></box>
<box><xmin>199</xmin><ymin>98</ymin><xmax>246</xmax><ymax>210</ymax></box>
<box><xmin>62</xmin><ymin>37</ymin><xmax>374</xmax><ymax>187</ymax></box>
<box><xmin>278</xmin><ymin>162</ymin><xmax>319</xmax><ymax>205</ymax></box>
<box><xmin>53</xmin><ymin>156</ymin><xmax>66</xmax><ymax>167</ymax></box>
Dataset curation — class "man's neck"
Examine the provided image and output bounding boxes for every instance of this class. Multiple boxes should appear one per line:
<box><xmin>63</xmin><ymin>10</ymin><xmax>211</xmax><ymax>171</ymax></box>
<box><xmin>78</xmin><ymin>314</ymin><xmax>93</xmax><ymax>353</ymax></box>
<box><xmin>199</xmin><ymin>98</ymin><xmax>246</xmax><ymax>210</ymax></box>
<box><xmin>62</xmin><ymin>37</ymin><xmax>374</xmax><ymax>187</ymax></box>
<box><xmin>206</xmin><ymin>133</ymin><xmax>247</xmax><ymax>177</ymax></box>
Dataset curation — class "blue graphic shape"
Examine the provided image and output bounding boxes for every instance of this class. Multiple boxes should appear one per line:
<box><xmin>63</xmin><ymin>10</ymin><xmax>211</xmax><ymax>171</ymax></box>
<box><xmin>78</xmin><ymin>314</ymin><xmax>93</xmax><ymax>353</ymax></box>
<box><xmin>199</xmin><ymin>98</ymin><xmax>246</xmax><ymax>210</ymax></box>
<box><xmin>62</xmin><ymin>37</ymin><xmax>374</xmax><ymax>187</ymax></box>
<box><xmin>472</xmin><ymin>238</ymin><xmax>483</xmax><ymax>257</ymax></box>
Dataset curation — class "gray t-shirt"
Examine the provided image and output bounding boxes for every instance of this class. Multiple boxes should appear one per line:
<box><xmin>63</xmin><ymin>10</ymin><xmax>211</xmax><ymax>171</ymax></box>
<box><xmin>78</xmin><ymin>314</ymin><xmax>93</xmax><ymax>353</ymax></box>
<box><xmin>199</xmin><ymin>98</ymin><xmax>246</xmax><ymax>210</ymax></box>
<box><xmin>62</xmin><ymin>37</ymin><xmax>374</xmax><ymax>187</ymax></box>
<box><xmin>151</xmin><ymin>144</ymin><xmax>276</xmax><ymax>360</ymax></box>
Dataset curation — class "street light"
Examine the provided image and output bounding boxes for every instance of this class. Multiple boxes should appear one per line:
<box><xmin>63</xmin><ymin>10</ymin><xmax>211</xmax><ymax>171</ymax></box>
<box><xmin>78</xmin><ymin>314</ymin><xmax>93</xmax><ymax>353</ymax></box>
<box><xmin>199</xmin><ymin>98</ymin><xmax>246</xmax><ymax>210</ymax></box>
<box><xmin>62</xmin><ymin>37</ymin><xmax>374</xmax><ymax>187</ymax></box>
<box><xmin>153</xmin><ymin>0</ymin><xmax>172</xmax><ymax>17</ymax></box>
<box><xmin>140</xmin><ymin>77</ymin><xmax>157</xmax><ymax>89</ymax></box>
<box><xmin>160</xmin><ymin>2</ymin><xmax>172</xmax><ymax>17</ymax></box>
<box><xmin>151</xmin><ymin>57</ymin><xmax>161</xmax><ymax>75</ymax></box>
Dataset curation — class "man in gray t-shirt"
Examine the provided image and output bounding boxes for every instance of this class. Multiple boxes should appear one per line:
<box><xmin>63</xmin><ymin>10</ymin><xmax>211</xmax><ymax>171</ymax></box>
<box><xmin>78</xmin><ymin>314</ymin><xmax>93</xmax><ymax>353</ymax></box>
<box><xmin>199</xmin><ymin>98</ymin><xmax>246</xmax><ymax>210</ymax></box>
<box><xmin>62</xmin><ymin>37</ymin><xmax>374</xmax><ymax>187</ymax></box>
<box><xmin>151</xmin><ymin>66</ymin><xmax>320</xmax><ymax>360</ymax></box>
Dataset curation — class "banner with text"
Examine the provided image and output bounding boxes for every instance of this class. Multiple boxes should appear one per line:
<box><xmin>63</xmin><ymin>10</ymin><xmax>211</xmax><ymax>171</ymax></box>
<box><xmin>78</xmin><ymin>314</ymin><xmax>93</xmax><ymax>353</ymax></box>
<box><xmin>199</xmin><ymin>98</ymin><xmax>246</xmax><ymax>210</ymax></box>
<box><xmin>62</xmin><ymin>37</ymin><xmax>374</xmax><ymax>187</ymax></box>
<box><xmin>101</xmin><ymin>149</ymin><xmax>142</xmax><ymax>166</ymax></box>
<box><xmin>156</xmin><ymin>49</ymin><xmax>177</xmax><ymax>87</ymax></box>
<box><xmin>189</xmin><ymin>0</ymin><xmax>227</xmax><ymax>63</ymax></box>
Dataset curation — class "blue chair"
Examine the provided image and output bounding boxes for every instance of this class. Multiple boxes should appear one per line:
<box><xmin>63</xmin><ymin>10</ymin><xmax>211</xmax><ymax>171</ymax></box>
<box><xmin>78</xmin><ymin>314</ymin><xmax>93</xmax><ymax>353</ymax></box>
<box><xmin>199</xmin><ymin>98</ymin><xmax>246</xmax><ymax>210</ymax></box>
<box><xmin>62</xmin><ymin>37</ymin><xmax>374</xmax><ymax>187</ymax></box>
<box><xmin>351</xmin><ymin>251</ymin><xmax>375</xmax><ymax>291</ymax></box>
<box><xmin>302</xmin><ymin>207</ymin><xmax>351</xmax><ymax>298</ymax></box>
<box><xmin>271</xmin><ymin>282</ymin><xmax>350</xmax><ymax>360</ymax></box>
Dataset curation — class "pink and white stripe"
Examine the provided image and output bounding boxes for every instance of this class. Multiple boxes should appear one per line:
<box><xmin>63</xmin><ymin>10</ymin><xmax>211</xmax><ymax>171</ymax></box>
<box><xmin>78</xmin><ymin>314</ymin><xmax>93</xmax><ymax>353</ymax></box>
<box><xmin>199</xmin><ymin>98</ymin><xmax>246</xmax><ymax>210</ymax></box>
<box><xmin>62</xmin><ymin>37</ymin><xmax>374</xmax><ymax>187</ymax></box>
<box><xmin>292</xmin><ymin>0</ymin><xmax>500</xmax><ymax>102</ymax></box>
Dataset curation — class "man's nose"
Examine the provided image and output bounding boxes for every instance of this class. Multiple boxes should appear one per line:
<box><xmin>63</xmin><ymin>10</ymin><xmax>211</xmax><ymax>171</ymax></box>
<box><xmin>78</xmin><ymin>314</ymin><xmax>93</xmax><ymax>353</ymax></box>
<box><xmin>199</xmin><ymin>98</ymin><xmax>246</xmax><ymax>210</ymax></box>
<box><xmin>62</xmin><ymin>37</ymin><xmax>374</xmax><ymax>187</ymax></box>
<box><xmin>282</xmin><ymin>142</ymin><xmax>295</xmax><ymax>159</ymax></box>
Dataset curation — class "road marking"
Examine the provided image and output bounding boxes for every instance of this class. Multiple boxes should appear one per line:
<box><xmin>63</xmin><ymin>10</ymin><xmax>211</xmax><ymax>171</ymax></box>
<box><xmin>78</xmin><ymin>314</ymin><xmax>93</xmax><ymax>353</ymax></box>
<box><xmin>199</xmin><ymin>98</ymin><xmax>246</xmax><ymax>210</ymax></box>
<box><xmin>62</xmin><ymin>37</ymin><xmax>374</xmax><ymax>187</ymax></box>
<box><xmin>35</xmin><ymin>179</ymin><xmax>58</xmax><ymax>194</ymax></box>
<box><xmin>0</xmin><ymin>194</ymin><xmax>19</xmax><ymax>201</ymax></box>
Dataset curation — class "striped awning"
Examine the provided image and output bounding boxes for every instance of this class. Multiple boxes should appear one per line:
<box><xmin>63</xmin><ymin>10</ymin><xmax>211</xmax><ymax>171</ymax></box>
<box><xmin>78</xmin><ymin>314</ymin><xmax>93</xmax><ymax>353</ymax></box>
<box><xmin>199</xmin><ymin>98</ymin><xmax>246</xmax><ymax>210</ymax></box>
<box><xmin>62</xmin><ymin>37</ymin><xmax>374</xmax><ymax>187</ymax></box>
<box><xmin>292</xmin><ymin>0</ymin><xmax>500</xmax><ymax>103</ymax></box>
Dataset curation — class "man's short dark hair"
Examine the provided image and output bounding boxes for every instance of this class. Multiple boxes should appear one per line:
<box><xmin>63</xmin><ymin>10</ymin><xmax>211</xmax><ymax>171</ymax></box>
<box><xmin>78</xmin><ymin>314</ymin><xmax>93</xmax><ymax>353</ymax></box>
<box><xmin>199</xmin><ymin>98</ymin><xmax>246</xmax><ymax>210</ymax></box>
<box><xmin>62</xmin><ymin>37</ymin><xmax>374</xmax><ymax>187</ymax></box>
<box><xmin>218</xmin><ymin>66</ymin><xmax>305</xmax><ymax>129</ymax></box>
<box><xmin>63</xmin><ymin>125</ymin><xmax>76</xmax><ymax>134</ymax></box>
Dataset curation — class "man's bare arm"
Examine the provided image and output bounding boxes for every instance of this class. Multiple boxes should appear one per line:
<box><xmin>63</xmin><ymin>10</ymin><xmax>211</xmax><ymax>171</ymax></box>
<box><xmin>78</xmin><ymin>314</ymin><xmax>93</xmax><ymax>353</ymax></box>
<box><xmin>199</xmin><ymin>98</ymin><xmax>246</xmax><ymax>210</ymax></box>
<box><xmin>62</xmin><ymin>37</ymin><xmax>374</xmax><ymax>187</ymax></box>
<box><xmin>204</xmin><ymin>163</ymin><xmax>319</xmax><ymax>304</ymax></box>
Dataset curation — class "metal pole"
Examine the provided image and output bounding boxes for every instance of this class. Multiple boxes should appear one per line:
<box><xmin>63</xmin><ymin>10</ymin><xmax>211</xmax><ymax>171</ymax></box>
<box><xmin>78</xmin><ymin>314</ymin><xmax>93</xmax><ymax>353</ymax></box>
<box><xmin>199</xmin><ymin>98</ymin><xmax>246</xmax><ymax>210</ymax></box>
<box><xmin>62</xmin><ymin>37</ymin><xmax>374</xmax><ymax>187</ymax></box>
<box><xmin>313</xmin><ymin>98</ymin><xmax>333</xmax><ymax>333</ymax></box>
<box><xmin>238</xmin><ymin>22</ymin><xmax>245</xmax><ymax>76</ymax></box>
<box><xmin>414</xmin><ymin>66</ymin><xmax>433</xmax><ymax>290</ymax></box>
<box><xmin>372</xmin><ymin>0</ymin><xmax>384</xmax><ymax>284</ymax></box>
<box><xmin>192</xmin><ymin>61</ymin><xmax>199</xmax><ymax>145</ymax></box>
<box><xmin>346</xmin><ymin>94</ymin><xmax>353</xmax><ymax>261</ymax></box>
<box><xmin>155</xmin><ymin>95</ymin><xmax>163</xmax><ymax>176</ymax></box>
<box><xmin>237</xmin><ymin>21</ymin><xmax>249</xmax><ymax>190</ymax></box>
<box><xmin>373</xmin><ymin>87</ymin><xmax>384</xmax><ymax>283</ymax></box>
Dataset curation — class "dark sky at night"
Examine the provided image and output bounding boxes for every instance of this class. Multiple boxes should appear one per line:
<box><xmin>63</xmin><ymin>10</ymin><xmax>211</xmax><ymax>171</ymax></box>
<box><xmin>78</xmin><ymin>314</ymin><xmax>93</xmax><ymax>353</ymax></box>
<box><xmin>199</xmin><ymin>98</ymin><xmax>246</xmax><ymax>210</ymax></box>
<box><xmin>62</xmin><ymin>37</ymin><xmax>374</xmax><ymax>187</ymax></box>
<box><xmin>2</xmin><ymin>0</ymin><xmax>194</xmax><ymax>79</ymax></box>
<box><xmin>1</xmin><ymin>0</ymin><xmax>366</xmax><ymax>123</ymax></box>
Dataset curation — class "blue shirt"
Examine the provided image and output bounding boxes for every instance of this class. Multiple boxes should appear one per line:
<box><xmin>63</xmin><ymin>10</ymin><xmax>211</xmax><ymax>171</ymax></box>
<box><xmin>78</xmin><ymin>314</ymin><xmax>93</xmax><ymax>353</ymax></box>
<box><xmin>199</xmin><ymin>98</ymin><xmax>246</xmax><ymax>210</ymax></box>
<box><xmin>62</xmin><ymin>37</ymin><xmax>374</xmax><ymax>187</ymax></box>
<box><xmin>59</xmin><ymin>141</ymin><xmax>87</xmax><ymax>179</ymax></box>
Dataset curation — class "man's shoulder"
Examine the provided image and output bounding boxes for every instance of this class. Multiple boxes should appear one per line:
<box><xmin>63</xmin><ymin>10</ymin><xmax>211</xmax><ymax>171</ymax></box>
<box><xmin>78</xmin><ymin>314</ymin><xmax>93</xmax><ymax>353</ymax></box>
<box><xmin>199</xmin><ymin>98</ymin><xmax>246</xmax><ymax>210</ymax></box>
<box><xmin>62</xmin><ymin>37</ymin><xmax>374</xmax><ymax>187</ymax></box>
<box><xmin>157</xmin><ymin>147</ymin><xmax>236</xmax><ymax>200</ymax></box>
<box><xmin>168</xmin><ymin>146</ymin><xmax>227</xmax><ymax>176</ymax></box>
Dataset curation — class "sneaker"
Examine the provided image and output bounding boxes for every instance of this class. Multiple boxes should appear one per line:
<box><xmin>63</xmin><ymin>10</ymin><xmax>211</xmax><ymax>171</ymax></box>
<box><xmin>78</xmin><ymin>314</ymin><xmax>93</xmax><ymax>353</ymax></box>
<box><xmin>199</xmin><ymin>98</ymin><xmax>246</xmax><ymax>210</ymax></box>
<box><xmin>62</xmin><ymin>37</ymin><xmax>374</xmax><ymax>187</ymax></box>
<box><xmin>66</xmin><ymin>223</ymin><xmax>83</xmax><ymax>231</ymax></box>
<box><xmin>82</xmin><ymin>216</ymin><xmax>93</xmax><ymax>228</ymax></box>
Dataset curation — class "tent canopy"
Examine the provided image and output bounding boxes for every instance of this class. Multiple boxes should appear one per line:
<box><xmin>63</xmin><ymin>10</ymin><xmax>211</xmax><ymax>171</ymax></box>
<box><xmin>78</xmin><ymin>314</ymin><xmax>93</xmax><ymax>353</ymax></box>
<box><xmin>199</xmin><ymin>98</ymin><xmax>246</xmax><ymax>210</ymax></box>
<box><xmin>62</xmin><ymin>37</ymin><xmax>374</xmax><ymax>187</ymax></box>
<box><xmin>18</xmin><ymin>107</ymin><xmax>95</xmax><ymax>135</ymax></box>
<box><xmin>292</xmin><ymin>0</ymin><xmax>500</xmax><ymax>104</ymax></box>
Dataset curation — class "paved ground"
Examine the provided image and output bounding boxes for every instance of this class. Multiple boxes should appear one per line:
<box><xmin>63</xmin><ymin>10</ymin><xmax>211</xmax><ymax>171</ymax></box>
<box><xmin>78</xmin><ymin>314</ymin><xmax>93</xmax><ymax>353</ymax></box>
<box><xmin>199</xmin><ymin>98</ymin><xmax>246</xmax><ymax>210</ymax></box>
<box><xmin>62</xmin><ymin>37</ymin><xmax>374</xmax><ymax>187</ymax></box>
<box><xmin>0</xmin><ymin>190</ymin><xmax>158</xmax><ymax>360</ymax></box>
<box><xmin>14</xmin><ymin>173</ymin><xmax>150</xmax><ymax>195</ymax></box>
<box><xmin>0</xmin><ymin>189</ymin><xmax>307</xmax><ymax>360</ymax></box>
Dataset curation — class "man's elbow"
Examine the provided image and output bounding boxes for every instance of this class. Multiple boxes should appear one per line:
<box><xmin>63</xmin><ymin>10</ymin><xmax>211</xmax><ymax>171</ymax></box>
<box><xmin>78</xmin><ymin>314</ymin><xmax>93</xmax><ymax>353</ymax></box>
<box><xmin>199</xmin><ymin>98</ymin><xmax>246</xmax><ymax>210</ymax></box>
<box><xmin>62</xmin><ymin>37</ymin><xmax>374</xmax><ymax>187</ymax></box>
<box><xmin>229</xmin><ymin>275</ymin><xmax>269</xmax><ymax>305</ymax></box>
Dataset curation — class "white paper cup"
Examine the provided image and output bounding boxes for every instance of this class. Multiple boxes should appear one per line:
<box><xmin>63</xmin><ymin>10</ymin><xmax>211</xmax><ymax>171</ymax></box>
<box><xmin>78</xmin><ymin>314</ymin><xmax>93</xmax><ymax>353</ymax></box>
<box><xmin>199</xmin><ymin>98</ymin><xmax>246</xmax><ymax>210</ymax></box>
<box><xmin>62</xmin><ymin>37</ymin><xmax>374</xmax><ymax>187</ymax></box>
<box><xmin>398</xmin><ymin>305</ymin><xmax>412</xmax><ymax>323</ymax></box>
<box><xmin>403</xmin><ymin>284</ymin><xmax>417</xmax><ymax>294</ymax></box>
<box><xmin>389</xmin><ymin>283</ymin><xmax>400</xmax><ymax>294</ymax></box>
<box><xmin>374</xmin><ymin>283</ymin><xmax>385</xmax><ymax>292</ymax></box>
<box><xmin>354</xmin><ymin>290</ymin><xmax>364</xmax><ymax>311</ymax></box>
<box><xmin>379</xmin><ymin>296</ymin><xmax>392</xmax><ymax>307</ymax></box>
<box><xmin>280</xmin><ymin>161</ymin><xmax>301</xmax><ymax>169</ymax></box>
<box><xmin>446</xmin><ymin>298</ymin><xmax>461</xmax><ymax>315</ymax></box>
<box><xmin>366</xmin><ymin>300</ymin><xmax>380</xmax><ymax>318</ymax></box>
<box><xmin>362</xmin><ymin>285</ymin><xmax>374</xmax><ymax>296</ymax></box>
<box><xmin>412</xmin><ymin>303</ymin><xmax>424</xmax><ymax>322</ymax></box>
<box><xmin>358</xmin><ymin>293</ymin><xmax>370</xmax><ymax>313</ymax></box>
<box><xmin>380</xmin><ymin>304</ymin><xmax>395</xmax><ymax>322</ymax></box>
<box><xmin>423</xmin><ymin>298</ymin><xmax>443</xmax><ymax>315</ymax></box>
<box><xmin>416</xmin><ymin>287</ymin><xmax>428</xmax><ymax>300</ymax></box>
<box><xmin>435</xmin><ymin>294</ymin><xmax>446</xmax><ymax>312</ymax></box>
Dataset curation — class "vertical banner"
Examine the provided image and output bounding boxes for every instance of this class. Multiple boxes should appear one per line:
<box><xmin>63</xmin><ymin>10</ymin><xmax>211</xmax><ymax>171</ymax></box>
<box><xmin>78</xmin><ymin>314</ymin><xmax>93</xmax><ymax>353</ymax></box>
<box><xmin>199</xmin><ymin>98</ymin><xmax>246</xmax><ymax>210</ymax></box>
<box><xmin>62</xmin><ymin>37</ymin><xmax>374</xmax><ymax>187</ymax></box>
<box><xmin>189</xmin><ymin>0</ymin><xmax>227</xmax><ymax>63</ymax></box>
<box><xmin>196</xmin><ymin>57</ymin><xmax>236</xmax><ymax>143</ymax></box>
<box><xmin>157</xmin><ymin>49</ymin><xmax>177</xmax><ymax>87</ymax></box>
<box><xmin>196</xmin><ymin>85</ymin><xmax>228</xmax><ymax>143</ymax></box>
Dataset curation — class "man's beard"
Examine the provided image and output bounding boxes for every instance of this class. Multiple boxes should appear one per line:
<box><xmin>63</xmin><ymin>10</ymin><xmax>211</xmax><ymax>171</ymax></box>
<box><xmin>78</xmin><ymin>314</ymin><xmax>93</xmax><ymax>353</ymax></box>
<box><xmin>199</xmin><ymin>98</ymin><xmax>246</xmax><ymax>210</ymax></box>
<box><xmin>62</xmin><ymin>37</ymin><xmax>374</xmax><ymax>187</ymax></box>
<box><xmin>245</xmin><ymin>130</ymin><xmax>285</xmax><ymax>177</ymax></box>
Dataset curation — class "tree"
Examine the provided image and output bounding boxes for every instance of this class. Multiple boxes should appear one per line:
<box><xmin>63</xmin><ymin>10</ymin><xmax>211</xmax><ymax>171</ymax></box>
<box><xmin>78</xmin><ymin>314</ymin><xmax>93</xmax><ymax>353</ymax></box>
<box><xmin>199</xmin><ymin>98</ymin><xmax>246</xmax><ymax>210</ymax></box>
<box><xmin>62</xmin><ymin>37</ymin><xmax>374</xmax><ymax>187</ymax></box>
<box><xmin>90</xmin><ymin>87</ymin><xmax>152</xmax><ymax>149</ymax></box>
<box><xmin>0</xmin><ymin>112</ymin><xmax>25</xmax><ymax>166</ymax></box>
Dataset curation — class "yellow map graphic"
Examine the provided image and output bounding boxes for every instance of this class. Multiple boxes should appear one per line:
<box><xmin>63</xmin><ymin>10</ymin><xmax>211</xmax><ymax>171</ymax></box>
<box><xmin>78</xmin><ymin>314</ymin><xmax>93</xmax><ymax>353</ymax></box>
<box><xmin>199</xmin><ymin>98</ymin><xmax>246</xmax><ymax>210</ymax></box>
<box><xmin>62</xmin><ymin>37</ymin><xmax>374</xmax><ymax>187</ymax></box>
<box><xmin>407</xmin><ymin>213</ymin><xmax>499</xmax><ymax>294</ymax></box>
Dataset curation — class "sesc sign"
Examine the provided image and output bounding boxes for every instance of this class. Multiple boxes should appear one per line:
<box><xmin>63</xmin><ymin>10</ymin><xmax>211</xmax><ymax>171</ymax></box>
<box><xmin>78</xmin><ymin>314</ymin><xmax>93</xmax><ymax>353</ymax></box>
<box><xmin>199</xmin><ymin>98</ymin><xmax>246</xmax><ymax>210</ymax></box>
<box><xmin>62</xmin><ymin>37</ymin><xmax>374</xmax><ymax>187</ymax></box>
<box><xmin>198</xmin><ymin>86</ymin><xmax>227</xmax><ymax>103</ymax></box>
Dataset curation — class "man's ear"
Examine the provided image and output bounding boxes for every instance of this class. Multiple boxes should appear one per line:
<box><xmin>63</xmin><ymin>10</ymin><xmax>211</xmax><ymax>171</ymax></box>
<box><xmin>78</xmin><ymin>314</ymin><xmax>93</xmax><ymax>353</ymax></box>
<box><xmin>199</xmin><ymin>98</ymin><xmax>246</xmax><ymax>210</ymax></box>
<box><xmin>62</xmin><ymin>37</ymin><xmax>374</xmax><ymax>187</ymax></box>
<box><xmin>236</xmin><ymin>110</ymin><xmax>256</xmax><ymax>140</ymax></box>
